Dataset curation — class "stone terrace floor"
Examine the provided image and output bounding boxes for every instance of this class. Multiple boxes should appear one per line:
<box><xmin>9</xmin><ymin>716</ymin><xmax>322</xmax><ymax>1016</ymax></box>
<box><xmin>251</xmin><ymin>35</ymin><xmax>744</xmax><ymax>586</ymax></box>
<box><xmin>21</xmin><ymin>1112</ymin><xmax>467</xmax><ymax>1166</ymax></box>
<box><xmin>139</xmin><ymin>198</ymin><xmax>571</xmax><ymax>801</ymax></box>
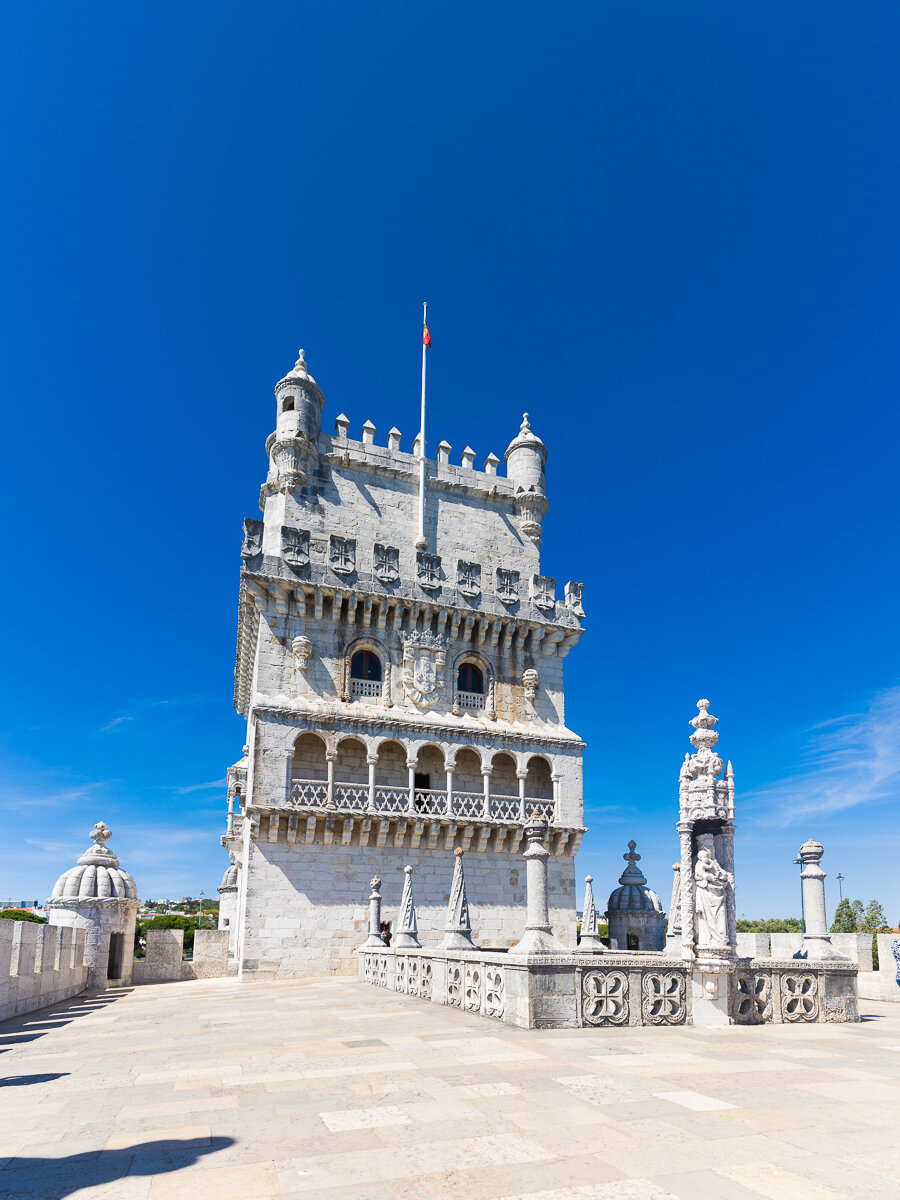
<box><xmin>1</xmin><ymin>979</ymin><xmax>900</xmax><ymax>1200</ymax></box>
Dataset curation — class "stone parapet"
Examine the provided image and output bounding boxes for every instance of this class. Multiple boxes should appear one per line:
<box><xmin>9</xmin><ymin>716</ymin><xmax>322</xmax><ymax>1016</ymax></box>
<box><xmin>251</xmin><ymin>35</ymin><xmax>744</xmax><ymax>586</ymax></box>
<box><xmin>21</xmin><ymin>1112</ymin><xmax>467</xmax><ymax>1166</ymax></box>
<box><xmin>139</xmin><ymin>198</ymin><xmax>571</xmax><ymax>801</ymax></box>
<box><xmin>132</xmin><ymin>928</ymin><xmax>236</xmax><ymax>985</ymax></box>
<box><xmin>858</xmin><ymin>933</ymin><xmax>900</xmax><ymax>1002</ymax></box>
<box><xmin>358</xmin><ymin>946</ymin><xmax>859</xmax><ymax>1029</ymax></box>
<box><xmin>0</xmin><ymin>921</ymin><xmax>88</xmax><ymax>1021</ymax></box>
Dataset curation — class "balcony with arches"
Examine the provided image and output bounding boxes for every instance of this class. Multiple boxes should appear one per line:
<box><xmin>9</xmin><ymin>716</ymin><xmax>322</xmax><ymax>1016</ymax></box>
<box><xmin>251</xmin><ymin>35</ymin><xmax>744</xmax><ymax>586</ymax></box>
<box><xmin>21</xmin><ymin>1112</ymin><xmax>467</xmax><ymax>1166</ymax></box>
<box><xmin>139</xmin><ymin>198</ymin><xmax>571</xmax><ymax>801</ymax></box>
<box><xmin>288</xmin><ymin>733</ymin><xmax>558</xmax><ymax>825</ymax></box>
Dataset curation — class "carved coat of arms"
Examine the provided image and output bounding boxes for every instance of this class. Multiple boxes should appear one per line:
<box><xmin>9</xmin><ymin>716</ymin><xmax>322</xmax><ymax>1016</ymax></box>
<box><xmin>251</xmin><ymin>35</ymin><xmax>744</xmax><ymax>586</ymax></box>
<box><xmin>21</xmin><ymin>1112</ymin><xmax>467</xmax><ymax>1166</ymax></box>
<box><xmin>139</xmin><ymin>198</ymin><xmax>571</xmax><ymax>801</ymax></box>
<box><xmin>457</xmin><ymin>560</ymin><xmax>481</xmax><ymax>598</ymax></box>
<box><xmin>241</xmin><ymin>518</ymin><xmax>263</xmax><ymax>560</ymax></box>
<box><xmin>416</xmin><ymin>551</ymin><xmax>441</xmax><ymax>591</ymax></box>
<box><xmin>530</xmin><ymin>574</ymin><xmax>556</xmax><ymax>612</ymax></box>
<box><xmin>374</xmin><ymin>543</ymin><xmax>399</xmax><ymax>583</ymax></box>
<box><xmin>281</xmin><ymin>526</ymin><xmax>310</xmax><ymax>569</ymax></box>
<box><xmin>330</xmin><ymin>535</ymin><xmax>356</xmax><ymax>575</ymax></box>
<box><xmin>497</xmin><ymin>568</ymin><xmax>520</xmax><ymax>605</ymax></box>
<box><xmin>400</xmin><ymin>631</ymin><xmax>447</xmax><ymax>710</ymax></box>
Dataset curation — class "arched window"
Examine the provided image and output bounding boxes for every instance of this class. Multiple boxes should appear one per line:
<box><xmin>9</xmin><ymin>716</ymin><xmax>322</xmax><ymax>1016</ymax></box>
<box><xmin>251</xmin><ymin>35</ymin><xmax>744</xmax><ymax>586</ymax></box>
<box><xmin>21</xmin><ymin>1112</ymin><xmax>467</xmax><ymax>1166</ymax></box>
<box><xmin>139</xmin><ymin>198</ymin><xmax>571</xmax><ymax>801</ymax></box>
<box><xmin>282</xmin><ymin>396</ymin><xmax>295</xmax><ymax>412</ymax></box>
<box><xmin>350</xmin><ymin>649</ymin><xmax>382</xmax><ymax>699</ymax></box>
<box><xmin>457</xmin><ymin>662</ymin><xmax>484</xmax><ymax>694</ymax></box>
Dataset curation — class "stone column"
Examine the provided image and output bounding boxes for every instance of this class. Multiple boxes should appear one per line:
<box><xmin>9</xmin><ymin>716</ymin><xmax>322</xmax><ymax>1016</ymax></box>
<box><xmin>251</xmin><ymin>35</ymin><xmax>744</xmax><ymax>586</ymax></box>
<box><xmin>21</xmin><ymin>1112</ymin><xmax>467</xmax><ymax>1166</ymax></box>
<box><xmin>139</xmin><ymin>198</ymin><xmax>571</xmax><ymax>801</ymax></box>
<box><xmin>367</xmin><ymin>757</ymin><xmax>377</xmax><ymax>813</ymax></box>
<box><xmin>482</xmin><ymin>769</ymin><xmax>491</xmax><ymax>819</ymax></box>
<box><xmin>445</xmin><ymin>766</ymin><xmax>454</xmax><ymax>818</ymax></box>
<box><xmin>719</xmin><ymin>824</ymin><xmax>737</xmax><ymax>951</ymax></box>
<box><xmin>795</xmin><ymin>839</ymin><xmax>846</xmax><ymax>961</ymax></box>
<box><xmin>517</xmin><ymin>771</ymin><xmax>527</xmax><ymax>823</ymax></box>
<box><xmin>677</xmin><ymin>823</ymin><xmax>694</xmax><ymax>961</ymax></box>
<box><xmin>407</xmin><ymin>761</ymin><xmax>417</xmax><ymax>815</ymax></box>
<box><xmin>510</xmin><ymin>817</ymin><xmax>567</xmax><ymax>955</ymax></box>
<box><xmin>362</xmin><ymin>875</ymin><xmax>385</xmax><ymax>947</ymax></box>
<box><xmin>552</xmin><ymin>776</ymin><xmax>561</xmax><ymax>823</ymax></box>
<box><xmin>325</xmin><ymin>752</ymin><xmax>336</xmax><ymax>809</ymax></box>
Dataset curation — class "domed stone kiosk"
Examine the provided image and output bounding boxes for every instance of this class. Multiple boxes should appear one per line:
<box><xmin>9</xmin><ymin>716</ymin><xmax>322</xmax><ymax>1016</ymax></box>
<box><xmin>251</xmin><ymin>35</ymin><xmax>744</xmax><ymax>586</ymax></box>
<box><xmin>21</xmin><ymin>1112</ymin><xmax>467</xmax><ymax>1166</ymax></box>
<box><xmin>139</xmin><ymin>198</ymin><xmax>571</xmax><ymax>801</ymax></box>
<box><xmin>47</xmin><ymin>822</ymin><xmax>139</xmax><ymax>989</ymax></box>
<box><xmin>606</xmin><ymin>840</ymin><xmax>665</xmax><ymax>952</ymax></box>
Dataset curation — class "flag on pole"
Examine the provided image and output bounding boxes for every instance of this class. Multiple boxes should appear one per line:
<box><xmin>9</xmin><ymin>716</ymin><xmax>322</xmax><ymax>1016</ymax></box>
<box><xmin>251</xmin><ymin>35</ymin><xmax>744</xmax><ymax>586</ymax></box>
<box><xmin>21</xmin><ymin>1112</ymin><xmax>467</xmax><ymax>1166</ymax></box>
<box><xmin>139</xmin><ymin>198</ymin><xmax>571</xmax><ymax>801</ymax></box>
<box><xmin>423</xmin><ymin>321</ymin><xmax>431</xmax><ymax>348</ymax></box>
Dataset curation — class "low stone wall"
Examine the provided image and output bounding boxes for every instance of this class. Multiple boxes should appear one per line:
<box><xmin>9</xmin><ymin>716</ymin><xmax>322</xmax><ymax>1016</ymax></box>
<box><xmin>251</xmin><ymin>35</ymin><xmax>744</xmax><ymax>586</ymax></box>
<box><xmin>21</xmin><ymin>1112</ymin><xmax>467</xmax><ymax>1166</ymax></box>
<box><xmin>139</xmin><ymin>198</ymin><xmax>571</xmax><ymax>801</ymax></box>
<box><xmin>132</xmin><ymin>929</ymin><xmax>235</xmax><ymax>984</ymax></box>
<box><xmin>735</xmin><ymin>932</ymin><xmax>872</xmax><ymax>970</ymax></box>
<box><xmin>858</xmin><ymin>933</ymin><xmax>900</xmax><ymax>1002</ymax></box>
<box><xmin>358</xmin><ymin>947</ymin><xmax>858</xmax><ymax>1028</ymax></box>
<box><xmin>0</xmin><ymin>920</ymin><xmax>88</xmax><ymax>1021</ymax></box>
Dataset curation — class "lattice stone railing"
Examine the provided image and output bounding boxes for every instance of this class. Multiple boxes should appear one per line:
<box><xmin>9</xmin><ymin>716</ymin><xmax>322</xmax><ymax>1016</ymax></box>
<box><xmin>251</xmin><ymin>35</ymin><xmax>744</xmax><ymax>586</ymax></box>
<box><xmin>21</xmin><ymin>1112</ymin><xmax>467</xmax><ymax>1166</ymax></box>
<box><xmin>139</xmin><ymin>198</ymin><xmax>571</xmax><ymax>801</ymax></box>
<box><xmin>289</xmin><ymin>778</ymin><xmax>556</xmax><ymax>824</ymax></box>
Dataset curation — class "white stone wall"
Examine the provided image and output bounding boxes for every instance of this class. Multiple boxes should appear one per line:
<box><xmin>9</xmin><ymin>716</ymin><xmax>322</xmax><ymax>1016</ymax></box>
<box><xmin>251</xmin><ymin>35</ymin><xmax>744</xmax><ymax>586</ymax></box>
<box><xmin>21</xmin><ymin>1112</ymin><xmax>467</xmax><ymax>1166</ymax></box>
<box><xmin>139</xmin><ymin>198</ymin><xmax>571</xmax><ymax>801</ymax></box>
<box><xmin>0</xmin><ymin>921</ymin><xmax>88</xmax><ymax>1020</ymax></box>
<box><xmin>239</xmin><ymin>838</ymin><xmax>577</xmax><ymax>977</ymax></box>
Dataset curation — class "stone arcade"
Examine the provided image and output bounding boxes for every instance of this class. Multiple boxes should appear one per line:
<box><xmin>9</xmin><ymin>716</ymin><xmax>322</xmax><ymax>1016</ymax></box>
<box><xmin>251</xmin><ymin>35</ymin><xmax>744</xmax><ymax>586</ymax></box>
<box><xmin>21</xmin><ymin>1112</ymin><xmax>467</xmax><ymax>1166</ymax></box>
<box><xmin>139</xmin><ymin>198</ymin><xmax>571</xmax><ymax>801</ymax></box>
<box><xmin>219</xmin><ymin>350</ymin><xmax>587</xmax><ymax>977</ymax></box>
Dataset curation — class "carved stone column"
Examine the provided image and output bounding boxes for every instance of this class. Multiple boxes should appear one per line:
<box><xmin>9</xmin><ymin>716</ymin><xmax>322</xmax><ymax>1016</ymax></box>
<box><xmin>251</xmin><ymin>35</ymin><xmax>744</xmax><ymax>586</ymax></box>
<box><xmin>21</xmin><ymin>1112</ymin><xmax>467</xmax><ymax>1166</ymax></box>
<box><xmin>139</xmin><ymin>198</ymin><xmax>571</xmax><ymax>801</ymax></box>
<box><xmin>678</xmin><ymin>823</ymin><xmax>694</xmax><ymax>961</ymax></box>
<box><xmin>665</xmin><ymin>861</ymin><xmax>681</xmax><ymax>953</ymax></box>
<box><xmin>393</xmin><ymin>865</ymin><xmax>421</xmax><ymax>949</ymax></box>
<box><xmin>366</xmin><ymin>757</ymin><xmax>377</xmax><ymax>813</ymax></box>
<box><xmin>481</xmin><ymin>769</ymin><xmax>491</xmax><ymax>820</ymax></box>
<box><xmin>362</xmin><ymin>875</ymin><xmax>385</xmax><ymax>947</ymax></box>
<box><xmin>551</xmin><ymin>775</ymin><xmax>561</xmax><ymax>823</ymax></box>
<box><xmin>517</xmin><ymin>771</ymin><xmax>527</xmax><ymax>823</ymax></box>
<box><xmin>578</xmin><ymin>876</ymin><xmax>606</xmax><ymax>952</ymax></box>
<box><xmin>795</xmin><ymin>839</ymin><xmax>846</xmax><ymax>961</ymax></box>
<box><xmin>407</xmin><ymin>761</ymin><xmax>416</xmax><ymax>815</ymax></box>
<box><xmin>445</xmin><ymin>767</ymin><xmax>454</xmax><ymax>818</ymax></box>
<box><xmin>325</xmin><ymin>752</ymin><xmax>336</xmax><ymax>810</ymax></box>
<box><xmin>510</xmin><ymin>817</ymin><xmax>567</xmax><ymax>955</ymax></box>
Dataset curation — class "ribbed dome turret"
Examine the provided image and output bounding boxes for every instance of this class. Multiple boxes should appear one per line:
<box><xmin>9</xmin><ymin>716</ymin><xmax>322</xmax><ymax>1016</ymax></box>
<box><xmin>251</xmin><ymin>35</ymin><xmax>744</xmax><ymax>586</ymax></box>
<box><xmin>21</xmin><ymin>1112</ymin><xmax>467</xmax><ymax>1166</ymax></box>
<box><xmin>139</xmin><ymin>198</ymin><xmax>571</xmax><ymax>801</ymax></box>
<box><xmin>49</xmin><ymin>822</ymin><xmax>137</xmax><ymax>903</ymax></box>
<box><xmin>606</xmin><ymin>840</ymin><xmax>662</xmax><ymax>916</ymax></box>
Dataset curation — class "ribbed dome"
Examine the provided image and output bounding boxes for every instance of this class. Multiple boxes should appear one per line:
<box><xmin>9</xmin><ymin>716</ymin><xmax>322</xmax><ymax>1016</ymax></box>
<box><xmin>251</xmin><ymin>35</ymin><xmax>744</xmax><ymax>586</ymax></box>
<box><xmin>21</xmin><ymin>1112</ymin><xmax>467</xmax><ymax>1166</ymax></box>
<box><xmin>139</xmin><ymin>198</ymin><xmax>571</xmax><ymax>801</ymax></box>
<box><xmin>50</xmin><ymin>822</ymin><xmax>137</xmax><ymax>903</ymax></box>
<box><xmin>606</xmin><ymin>840</ymin><xmax>663</xmax><ymax>916</ymax></box>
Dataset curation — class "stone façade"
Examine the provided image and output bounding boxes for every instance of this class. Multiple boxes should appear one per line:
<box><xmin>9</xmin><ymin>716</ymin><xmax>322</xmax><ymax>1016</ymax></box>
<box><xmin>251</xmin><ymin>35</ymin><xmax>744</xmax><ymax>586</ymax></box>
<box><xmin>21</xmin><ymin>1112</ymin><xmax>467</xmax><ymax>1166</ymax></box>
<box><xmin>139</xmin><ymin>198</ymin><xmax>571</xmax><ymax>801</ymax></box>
<box><xmin>220</xmin><ymin>350</ymin><xmax>587</xmax><ymax>977</ymax></box>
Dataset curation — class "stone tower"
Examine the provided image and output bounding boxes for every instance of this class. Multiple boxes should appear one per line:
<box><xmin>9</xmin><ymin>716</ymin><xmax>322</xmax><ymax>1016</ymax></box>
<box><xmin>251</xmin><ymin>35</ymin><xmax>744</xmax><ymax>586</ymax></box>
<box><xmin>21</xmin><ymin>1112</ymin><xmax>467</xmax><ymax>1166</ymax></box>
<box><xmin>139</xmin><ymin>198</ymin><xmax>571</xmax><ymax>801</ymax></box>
<box><xmin>221</xmin><ymin>349</ymin><xmax>587</xmax><ymax>977</ymax></box>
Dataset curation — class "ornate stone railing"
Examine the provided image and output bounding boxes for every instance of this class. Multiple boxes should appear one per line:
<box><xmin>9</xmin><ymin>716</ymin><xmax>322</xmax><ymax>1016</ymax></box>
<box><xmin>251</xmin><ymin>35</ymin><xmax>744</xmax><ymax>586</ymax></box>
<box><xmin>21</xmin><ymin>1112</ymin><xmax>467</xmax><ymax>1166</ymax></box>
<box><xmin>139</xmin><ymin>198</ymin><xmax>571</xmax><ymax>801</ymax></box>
<box><xmin>358</xmin><ymin>949</ymin><xmax>859</xmax><ymax>1030</ymax></box>
<box><xmin>289</xmin><ymin>778</ymin><xmax>555</xmax><ymax>824</ymax></box>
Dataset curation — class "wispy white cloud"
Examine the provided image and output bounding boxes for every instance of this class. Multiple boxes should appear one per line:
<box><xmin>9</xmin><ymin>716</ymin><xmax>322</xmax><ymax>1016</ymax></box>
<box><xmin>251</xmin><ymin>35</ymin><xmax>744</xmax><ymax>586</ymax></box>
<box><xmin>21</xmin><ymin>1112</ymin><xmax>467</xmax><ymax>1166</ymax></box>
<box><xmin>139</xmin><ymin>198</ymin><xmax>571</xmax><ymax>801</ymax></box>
<box><xmin>0</xmin><ymin>782</ymin><xmax>110</xmax><ymax>812</ymax></box>
<box><xmin>747</xmin><ymin>685</ymin><xmax>900</xmax><ymax>823</ymax></box>
<box><xmin>98</xmin><ymin>695</ymin><xmax>213</xmax><ymax>735</ymax></box>
<box><xmin>176</xmin><ymin>778</ymin><xmax>227</xmax><ymax>795</ymax></box>
<box><xmin>101</xmin><ymin>716</ymin><xmax>134</xmax><ymax>733</ymax></box>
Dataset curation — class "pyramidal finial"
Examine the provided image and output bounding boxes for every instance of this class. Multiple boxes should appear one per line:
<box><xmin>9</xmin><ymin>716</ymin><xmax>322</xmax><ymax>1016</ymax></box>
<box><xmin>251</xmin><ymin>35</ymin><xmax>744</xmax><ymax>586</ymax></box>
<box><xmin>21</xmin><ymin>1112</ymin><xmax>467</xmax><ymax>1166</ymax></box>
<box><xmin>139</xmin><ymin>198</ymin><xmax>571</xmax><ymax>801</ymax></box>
<box><xmin>441</xmin><ymin>848</ymin><xmax>477</xmax><ymax>950</ymax></box>
<box><xmin>579</xmin><ymin>873</ymin><xmax>606</xmax><ymax>952</ymax></box>
<box><xmin>393</xmin><ymin>865</ymin><xmax>421</xmax><ymax>949</ymax></box>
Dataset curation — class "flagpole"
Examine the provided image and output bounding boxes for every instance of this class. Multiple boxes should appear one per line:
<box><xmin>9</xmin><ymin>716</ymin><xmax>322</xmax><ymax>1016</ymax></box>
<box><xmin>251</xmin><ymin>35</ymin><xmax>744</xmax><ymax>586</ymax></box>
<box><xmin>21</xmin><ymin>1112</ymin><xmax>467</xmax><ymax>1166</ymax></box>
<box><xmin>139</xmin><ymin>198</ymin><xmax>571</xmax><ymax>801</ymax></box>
<box><xmin>415</xmin><ymin>301</ymin><xmax>427</xmax><ymax>549</ymax></box>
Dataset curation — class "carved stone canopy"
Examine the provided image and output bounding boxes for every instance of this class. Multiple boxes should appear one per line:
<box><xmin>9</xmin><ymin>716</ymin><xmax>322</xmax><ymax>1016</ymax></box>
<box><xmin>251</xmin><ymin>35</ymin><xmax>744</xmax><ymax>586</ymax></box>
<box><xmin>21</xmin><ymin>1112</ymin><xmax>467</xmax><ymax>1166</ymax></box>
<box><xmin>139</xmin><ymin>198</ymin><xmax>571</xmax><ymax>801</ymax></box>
<box><xmin>687</xmin><ymin>699</ymin><xmax>724</xmax><ymax>780</ymax></box>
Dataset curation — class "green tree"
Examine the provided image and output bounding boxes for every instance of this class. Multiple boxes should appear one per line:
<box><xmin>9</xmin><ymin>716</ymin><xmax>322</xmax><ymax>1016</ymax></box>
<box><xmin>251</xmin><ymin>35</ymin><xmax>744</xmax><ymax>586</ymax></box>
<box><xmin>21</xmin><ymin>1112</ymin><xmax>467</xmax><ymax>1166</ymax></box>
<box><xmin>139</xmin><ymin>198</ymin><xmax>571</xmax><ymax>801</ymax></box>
<box><xmin>830</xmin><ymin>898</ymin><xmax>857</xmax><ymax>933</ymax></box>
<box><xmin>0</xmin><ymin>909</ymin><xmax>47</xmax><ymax>924</ymax></box>
<box><xmin>863</xmin><ymin>900</ymin><xmax>889</xmax><ymax>933</ymax></box>
<box><xmin>850</xmin><ymin>899</ymin><xmax>865</xmax><ymax>929</ymax></box>
<box><xmin>736</xmin><ymin>918</ymin><xmax>803</xmax><ymax>933</ymax></box>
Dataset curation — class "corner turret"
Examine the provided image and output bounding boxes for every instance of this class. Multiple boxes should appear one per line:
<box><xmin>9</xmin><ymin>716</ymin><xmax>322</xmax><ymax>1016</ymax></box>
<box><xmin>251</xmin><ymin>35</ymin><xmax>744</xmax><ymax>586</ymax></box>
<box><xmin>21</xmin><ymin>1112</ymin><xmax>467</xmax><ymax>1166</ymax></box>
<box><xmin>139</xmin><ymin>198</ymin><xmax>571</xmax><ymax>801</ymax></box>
<box><xmin>269</xmin><ymin>350</ymin><xmax>325</xmax><ymax>490</ymax></box>
<box><xmin>504</xmin><ymin>414</ymin><xmax>549</xmax><ymax>544</ymax></box>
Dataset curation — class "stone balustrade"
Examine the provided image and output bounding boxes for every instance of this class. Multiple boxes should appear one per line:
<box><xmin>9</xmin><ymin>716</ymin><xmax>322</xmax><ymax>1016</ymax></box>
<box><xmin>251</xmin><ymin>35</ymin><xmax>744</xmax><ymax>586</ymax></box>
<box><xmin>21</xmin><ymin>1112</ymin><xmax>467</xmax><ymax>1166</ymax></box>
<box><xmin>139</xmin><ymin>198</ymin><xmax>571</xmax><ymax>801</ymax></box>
<box><xmin>358</xmin><ymin>946</ymin><xmax>859</xmax><ymax>1028</ymax></box>
<box><xmin>289</xmin><ymin>777</ymin><xmax>556</xmax><ymax>824</ymax></box>
<box><xmin>0</xmin><ymin>920</ymin><xmax>88</xmax><ymax>1021</ymax></box>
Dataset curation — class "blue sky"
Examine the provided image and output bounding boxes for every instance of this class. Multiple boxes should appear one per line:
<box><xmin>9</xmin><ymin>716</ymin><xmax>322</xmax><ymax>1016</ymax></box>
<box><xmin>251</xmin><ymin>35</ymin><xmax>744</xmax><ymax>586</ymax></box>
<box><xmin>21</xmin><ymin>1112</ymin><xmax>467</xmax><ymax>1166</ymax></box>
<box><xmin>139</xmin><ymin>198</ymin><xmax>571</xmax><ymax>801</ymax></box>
<box><xmin>2</xmin><ymin>4</ymin><xmax>900</xmax><ymax>920</ymax></box>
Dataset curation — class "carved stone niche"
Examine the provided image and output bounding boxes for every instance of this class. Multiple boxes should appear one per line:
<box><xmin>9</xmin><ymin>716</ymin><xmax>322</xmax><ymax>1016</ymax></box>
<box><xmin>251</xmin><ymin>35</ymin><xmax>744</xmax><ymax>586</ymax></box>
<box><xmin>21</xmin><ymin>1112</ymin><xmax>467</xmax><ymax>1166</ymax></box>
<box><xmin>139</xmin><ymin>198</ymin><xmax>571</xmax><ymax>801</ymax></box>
<box><xmin>457</xmin><ymin>560</ymin><xmax>481</xmax><ymax>599</ymax></box>
<box><xmin>417</xmin><ymin>551</ymin><xmax>441</xmax><ymax>591</ymax></box>
<box><xmin>330</xmin><ymin>535</ymin><xmax>356</xmax><ymax>576</ymax></box>
<box><xmin>565</xmin><ymin>581</ymin><xmax>585</xmax><ymax>618</ymax></box>
<box><xmin>241</xmin><ymin>518</ymin><xmax>263</xmax><ymax>560</ymax></box>
<box><xmin>374</xmin><ymin>543</ymin><xmax>399</xmax><ymax>584</ymax></box>
<box><xmin>497</xmin><ymin>568</ymin><xmax>520</xmax><ymax>606</ymax></box>
<box><xmin>291</xmin><ymin>635</ymin><xmax>312</xmax><ymax>671</ymax></box>
<box><xmin>281</xmin><ymin>527</ymin><xmax>310</xmax><ymax>569</ymax></box>
<box><xmin>530</xmin><ymin>574</ymin><xmax>556</xmax><ymax>612</ymax></box>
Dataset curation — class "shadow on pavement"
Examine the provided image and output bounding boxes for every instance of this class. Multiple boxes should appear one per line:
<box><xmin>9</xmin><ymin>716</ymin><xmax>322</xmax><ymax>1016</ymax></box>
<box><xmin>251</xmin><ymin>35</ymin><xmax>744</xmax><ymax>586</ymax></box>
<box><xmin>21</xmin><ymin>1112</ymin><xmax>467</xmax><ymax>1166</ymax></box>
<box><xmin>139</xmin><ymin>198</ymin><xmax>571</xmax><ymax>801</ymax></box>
<box><xmin>0</xmin><ymin>1136</ymin><xmax>235</xmax><ymax>1199</ymax></box>
<box><xmin>0</xmin><ymin>989</ymin><xmax>133</xmax><ymax>1052</ymax></box>
<box><xmin>0</xmin><ymin>1073</ymin><xmax>68</xmax><ymax>1087</ymax></box>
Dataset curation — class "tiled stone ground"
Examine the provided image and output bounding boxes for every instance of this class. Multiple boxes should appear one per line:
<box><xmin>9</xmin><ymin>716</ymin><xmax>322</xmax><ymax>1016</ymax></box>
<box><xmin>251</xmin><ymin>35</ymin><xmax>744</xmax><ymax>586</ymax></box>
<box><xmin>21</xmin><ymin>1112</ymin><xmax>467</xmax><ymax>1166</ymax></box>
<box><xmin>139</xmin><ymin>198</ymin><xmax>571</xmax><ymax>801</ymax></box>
<box><xmin>1</xmin><ymin>978</ymin><xmax>899</xmax><ymax>1200</ymax></box>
